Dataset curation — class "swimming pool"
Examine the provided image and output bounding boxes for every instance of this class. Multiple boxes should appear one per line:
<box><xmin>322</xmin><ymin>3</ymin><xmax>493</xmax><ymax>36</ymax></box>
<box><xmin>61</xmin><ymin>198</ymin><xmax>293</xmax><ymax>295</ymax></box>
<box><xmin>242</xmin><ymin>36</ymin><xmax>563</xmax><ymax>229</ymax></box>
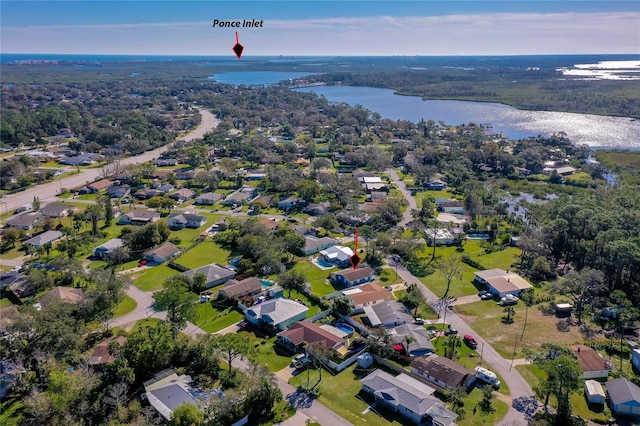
<box><xmin>314</xmin><ymin>259</ymin><xmax>335</xmax><ymax>268</ymax></box>
<box><xmin>466</xmin><ymin>234</ymin><xmax>490</xmax><ymax>240</ymax></box>
<box><xmin>260</xmin><ymin>279</ymin><xmax>274</xmax><ymax>289</ymax></box>
<box><xmin>335</xmin><ymin>323</ymin><xmax>355</xmax><ymax>335</ymax></box>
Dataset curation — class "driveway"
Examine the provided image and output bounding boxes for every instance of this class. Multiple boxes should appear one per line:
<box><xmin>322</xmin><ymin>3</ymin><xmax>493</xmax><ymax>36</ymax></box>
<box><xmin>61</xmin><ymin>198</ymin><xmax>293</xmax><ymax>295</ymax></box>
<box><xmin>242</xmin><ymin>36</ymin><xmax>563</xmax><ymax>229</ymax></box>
<box><xmin>386</xmin><ymin>168</ymin><xmax>416</xmax><ymax>228</ymax></box>
<box><xmin>387</xmin><ymin>169</ymin><xmax>534</xmax><ymax>426</ymax></box>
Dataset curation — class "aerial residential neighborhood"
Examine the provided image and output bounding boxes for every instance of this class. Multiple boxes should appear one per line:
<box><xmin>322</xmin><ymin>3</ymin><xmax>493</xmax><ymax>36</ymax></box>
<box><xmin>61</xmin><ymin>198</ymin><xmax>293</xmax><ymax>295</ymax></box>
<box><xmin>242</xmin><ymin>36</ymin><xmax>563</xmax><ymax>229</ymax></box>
<box><xmin>1</xmin><ymin>5</ymin><xmax>639</xmax><ymax>425</ymax></box>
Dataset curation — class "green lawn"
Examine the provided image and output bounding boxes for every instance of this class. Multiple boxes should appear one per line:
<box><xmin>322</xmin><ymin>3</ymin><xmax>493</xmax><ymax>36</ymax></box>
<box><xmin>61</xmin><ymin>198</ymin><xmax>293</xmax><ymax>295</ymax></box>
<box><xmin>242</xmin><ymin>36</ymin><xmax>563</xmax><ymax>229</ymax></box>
<box><xmin>291</xmin><ymin>259</ymin><xmax>337</xmax><ymax>296</ymax></box>
<box><xmin>379</xmin><ymin>268</ymin><xmax>405</xmax><ymax>285</ymax></box>
<box><xmin>113</xmin><ymin>295</ymin><xmax>137</xmax><ymax>318</ymax></box>
<box><xmin>134</xmin><ymin>265</ymin><xmax>180</xmax><ymax>291</ymax></box>
<box><xmin>193</xmin><ymin>303</ymin><xmax>243</xmax><ymax>333</ymax></box>
<box><xmin>455</xmin><ymin>300</ymin><xmax>585</xmax><ymax>359</ymax></box>
<box><xmin>515</xmin><ymin>364</ymin><xmax>611</xmax><ymax>423</ymax></box>
<box><xmin>457</xmin><ymin>386</ymin><xmax>510</xmax><ymax>426</ymax></box>
<box><xmin>126</xmin><ymin>318</ymin><xmax>162</xmax><ymax>334</ymax></box>
<box><xmin>238</xmin><ymin>330</ymin><xmax>295</xmax><ymax>372</ymax></box>
<box><xmin>174</xmin><ymin>241</ymin><xmax>231</xmax><ymax>269</ymax></box>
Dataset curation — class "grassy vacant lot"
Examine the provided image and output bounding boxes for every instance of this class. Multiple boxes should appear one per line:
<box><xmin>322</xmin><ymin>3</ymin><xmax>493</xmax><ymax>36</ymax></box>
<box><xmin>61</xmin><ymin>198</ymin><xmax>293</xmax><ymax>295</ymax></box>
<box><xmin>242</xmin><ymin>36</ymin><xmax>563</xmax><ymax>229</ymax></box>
<box><xmin>418</xmin><ymin>242</ymin><xmax>521</xmax><ymax>299</ymax></box>
<box><xmin>291</xmin><ymin>259</ymin><xmax>337</xmax><ymax>296</ymax></box>
<box><xmin>113</xmin><ymin>295</ymin><xmax>136</xmax><ymax>318</ymax></box>
<box><xmin>193</xmin><ymin>303</ymin><xmax>243</xmax><ymax>333</ymax></box>
<box><xmin>455</xmin><ymin>300</ymin><xmax>584</xmax><ymax>359</ymax></box>
<box><xmin>133</xmin><ymin>265</ymin><xmax>180</xmax><ymax>291</ymax></box>
<box><xmin>174</xmin><ymin>241</ymin><xmax>230</xmax><ymax>270</ymax></box>
<box><xmin>516</xmin><ymin>364</ymin><xmax>611</xmax><ymax>423</ymax></box>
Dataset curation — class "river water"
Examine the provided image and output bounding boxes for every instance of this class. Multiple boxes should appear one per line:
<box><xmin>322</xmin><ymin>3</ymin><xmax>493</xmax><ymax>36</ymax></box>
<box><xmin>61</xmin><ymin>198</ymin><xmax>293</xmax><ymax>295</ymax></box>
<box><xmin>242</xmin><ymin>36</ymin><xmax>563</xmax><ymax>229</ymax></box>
<box><xmin>209</xmin><ymin>71</ymin><xmax>640</xmax><ymax>149</ymax></box>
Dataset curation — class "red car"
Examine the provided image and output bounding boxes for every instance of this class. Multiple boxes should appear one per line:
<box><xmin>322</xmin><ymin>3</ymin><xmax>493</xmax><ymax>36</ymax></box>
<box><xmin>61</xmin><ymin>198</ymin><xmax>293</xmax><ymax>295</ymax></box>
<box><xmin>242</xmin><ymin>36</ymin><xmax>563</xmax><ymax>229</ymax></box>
<box><xmin>463</xmin><ymin>334</ymin><xmax>478</xmax><ymax>349</ymax></box>
<box><xmin>138</xmin><ymin>259</ymin><xmax>147</xmax><ymax>267</ymax></box>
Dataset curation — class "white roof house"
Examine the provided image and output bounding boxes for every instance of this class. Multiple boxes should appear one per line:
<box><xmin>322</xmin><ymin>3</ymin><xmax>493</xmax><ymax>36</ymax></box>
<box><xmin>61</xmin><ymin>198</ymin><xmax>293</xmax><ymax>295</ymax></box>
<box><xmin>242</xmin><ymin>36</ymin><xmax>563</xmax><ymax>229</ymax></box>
<box><xmin>319</xmin><ymin>245</ymin><xmax>354</xmax><ymax>266</ymax></box>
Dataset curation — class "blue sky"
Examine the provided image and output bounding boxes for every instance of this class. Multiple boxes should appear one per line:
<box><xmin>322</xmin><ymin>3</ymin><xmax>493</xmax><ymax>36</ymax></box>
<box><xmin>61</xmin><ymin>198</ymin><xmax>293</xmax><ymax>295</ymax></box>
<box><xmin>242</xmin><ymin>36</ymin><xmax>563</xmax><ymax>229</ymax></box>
<box><xmin>2</xmin><ymin>1</ymin><xmax>639</xmax><ymax>55</ymax></box>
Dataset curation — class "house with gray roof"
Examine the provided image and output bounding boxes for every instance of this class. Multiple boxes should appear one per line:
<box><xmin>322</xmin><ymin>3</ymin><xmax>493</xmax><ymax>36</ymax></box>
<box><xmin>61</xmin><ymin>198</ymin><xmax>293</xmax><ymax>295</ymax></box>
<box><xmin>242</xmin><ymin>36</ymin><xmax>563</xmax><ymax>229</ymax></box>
<box><xmin>303</xmin><ymin>201</ymin><xmax>331</xmax><ymax>216</ymax></box>
<box><xmin>607</xmin><ymin>377</ymin><xmax>640</xmax><ymax>417</ymax></box>
<box><xmin>301</xmin><ymin>235</ymin><xmax>338</xmax><ymax>256</ymax></box>
<box><xmin>361</xmin><ymin>369</ymin><xmax>457</xmax><ymax>426</ymax></box>
<box><xmin>221</xmin><ymin>191</ymin><xmax>251</xmax><ymax>207</ymax></box>
<box><xmin>363</xmin><ymin>300</ymin><xmax>413</xmax><ymax>328</ymax></box>
<box><xmin>245</xmin><ymin>298</ymin><xmax>309</xmax><ymax>333</ymax></box>
<box><xmin>93</xmin><ymin>238</ymin><xmax>124</xmax><ymax>259</ymax></box>
<box><xmin>183</xmin><ymin>263</ymin><xmax>236</xmax><ymax>289</ymax></box>
<box><xmin>169</xmin><ymin>188</ymin><xmax>195</xmax><ymax>202</ymax></box>
<box><xmin>106</xmin><ymin>183</ymin><xmax>131</xmax><ymax>198</ymax></box>
<box><xmin>38</xmin><ymin>203</ymin><xmax>77</xmax><ymax>218</ymax></box>
<box><xmin>195</xmin><ymin>192</ymin><xmax>222</xmax><ymax>205</ymax></box>
<box><xmin>5</xmin><ymin>213</ymin><xmax>40</xmax><ymax>230</ymax></box>
<box><xmin>117</xmin><ymin>210</ymin><xmax>160</xmax><ymax>225</ymax></box>
<box><xmin>167</xmin><ymin>213</ymin><xmax>207</xmax><ymax>230</ymax></box>
<box><xmin>331</xmin><ymin>266</ymin><xmax>375</xmax><ymax>288</ymax></box>
<box><xmin>389</xmin><ymin>323</ymin><xmax>435</xmax><ymax>357</ymax></box>
<box><xmin>23</xmin><ymin>230</ymin><xmax>63</xmax><ymax>249</ymax></box>
<box><xmin>143</xmin><ymin>370</ymin><xmax>199</xmax><ymax>422</ymax></box>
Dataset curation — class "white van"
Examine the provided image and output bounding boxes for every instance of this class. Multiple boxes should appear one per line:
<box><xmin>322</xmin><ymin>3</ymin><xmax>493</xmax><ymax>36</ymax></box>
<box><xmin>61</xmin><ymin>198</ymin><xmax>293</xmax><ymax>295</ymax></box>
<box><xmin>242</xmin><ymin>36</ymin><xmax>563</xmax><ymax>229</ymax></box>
<box><xmin>14</xmin><ymin>203</ymin><xmax>33</xmax><ymax>214</ymax></box>
<box><xmin>475</xmin><ymin>366</ymin><xmax>501</xmax><ymax>388</ymax></box>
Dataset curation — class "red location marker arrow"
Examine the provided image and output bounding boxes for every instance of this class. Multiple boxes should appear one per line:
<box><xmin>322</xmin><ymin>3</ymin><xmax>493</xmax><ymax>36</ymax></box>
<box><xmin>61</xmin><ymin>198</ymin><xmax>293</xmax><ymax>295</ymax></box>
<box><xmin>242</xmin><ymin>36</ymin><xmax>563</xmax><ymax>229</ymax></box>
<box><xmin>350</xmin><ymin>228</ymin><xmax>361</xmax><ymax>270</ymax></box>
<box><xmin>232</xmin><ymin>32</ymin><xmax>244</xmax><ymax>59</ymax></box>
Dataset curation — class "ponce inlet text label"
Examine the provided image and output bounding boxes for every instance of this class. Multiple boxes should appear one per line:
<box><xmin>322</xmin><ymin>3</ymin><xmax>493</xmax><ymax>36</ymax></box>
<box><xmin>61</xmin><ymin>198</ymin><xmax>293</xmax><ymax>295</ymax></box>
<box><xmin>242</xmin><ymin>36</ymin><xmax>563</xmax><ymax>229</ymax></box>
<box><xmin>212</xmin><ymin>19</ymin><xmax>264</xmax><ymax>28</ymax></box>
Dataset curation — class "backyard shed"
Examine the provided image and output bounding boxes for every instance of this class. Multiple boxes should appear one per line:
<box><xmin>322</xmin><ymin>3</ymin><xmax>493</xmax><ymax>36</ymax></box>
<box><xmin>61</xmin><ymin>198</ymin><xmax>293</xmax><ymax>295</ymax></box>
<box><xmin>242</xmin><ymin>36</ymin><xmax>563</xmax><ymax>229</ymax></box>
<box><xmin>584</xmin><ymin>380</ymin><xmax>606</xmax><ymax>405</ymax></box>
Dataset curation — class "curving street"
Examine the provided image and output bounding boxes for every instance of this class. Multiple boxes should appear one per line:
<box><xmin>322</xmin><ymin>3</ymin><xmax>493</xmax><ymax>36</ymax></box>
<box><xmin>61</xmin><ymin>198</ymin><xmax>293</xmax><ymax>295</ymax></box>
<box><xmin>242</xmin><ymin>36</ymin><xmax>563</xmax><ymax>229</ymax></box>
<box><xmin>387</xmin><ymin>168</ymin><xmax>534</xmax><ymax>426</ymax></box>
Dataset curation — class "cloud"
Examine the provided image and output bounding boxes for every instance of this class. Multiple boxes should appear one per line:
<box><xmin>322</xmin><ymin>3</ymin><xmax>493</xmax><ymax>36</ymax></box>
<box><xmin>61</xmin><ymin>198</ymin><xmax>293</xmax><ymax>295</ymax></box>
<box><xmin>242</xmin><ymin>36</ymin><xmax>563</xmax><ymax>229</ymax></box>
<box><xmin>2</xmin><ymin>11</ymin><xmax>639</xmax><ymax>55</ymax></box>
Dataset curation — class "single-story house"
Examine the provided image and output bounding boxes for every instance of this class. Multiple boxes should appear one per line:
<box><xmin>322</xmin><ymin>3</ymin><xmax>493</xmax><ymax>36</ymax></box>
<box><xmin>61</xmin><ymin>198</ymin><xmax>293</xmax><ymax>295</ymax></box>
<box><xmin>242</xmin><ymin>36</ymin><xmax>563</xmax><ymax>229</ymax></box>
<box><xmin>293</xmin><ymin>225</ymin><xmax>313</xmax><ymax>236</ymax></box>
<box><xmin>342</xmin><ymin>283</ymin><xmax>391</xmax><ymax>310</ymax></box>
<box><xmin>352</xmin><ymin>169</ymin><xmax>375</xmax><ymax>179</ymax></box>
<box><xmin>40</xmin><ymin>286</ymin><xmax>84</xmax><ymax>308</ymax></box>
<box><xmin>144</xmin><ymin>242</ymin><xmax>180</xmax><ymax>263</ymax></box>
<box><xmin>5</xmin><ymin>213</ymin><xmax>40</xmax><ymax>230</ymax></box>
<box><xmin>167</xmin><ymin>213</ymin><xmax>207</xmax><ymax>230</ymax></box>
<box><xmin>117</xmin><ymin>210</ymin><xmax>160</xmax><ymax>225</ymax></box>
<box><xmin>153</xmin><ymin>158</ymin><xmax>178</xmax><ymax>167</ymax></box>
<box><xmin>169</xmin><ymin>188</ymin><xmax>195</xmax><ymax>202</ymax></box>
<box><xmin>303</xmin><ymin>202</ymin><xmax>331</xmax><ymax>216</ymax></box>
<box><xmin>88</xmin><ymin>336</ymin><xmax>127</xmax><ymax>365</ymax></box>
<box><xmin>359</xmin><ymin>176</ymin><xmax>386</xmax><ymax>193</ymax></box>
<box><xmin>156</xmin><ymin>184</ymin><xmax>175</xmax><ymax>193</ymax></box>
<box><xmin>60</xmin><ymin>153</ymin><xmax>104</xmax><ymax>166</ymax></box>
<box><xmin>361</xmin><ymin>369</ymin><xmax>457</xmax><ymax>426</ymax></box>
<box><xmin>278</xmin><ymin>196</ymin><xmax>304</xmax><ymax>211</ymax></box>
<box><xmin>245</xmin><ymin>172</ymin><xmax>266</xmax><ymax>181</ymax></box>
<box><xmin>390</xmin><ymin>323</ymin><xmax>435</xmax><ymax>357</ymax></box>
<box><xmin>38</xmin><ymin>203</ymin><xmax>77</xmax><ymax>218</ymax></box>
<box><xmin>133</xmin><ymin>188</ymin><xmax>164</xmax><ymax>200</ymax></box>
<box><xmin>319</xmin><ymin>245</ymin><xmax>354</xmax><ymax>267</ymax></box>
<box><xmin>411</xmin><ymin>356</ymin><xmax>475</xmax><ymax>391</ymax></box>
<box><xmin>474</xmin><ymin>269</ymin><xmax>533</xmax><ymax>298</ymax></box>
<box><xmin>584</xmin><ymin>380</ymin><xmax>606</xmax><ymax>405</ymax></box>
<box><xmin>245</xmin><ymin>298</ymin><xmax>309</xmax><ymax>333</ymax></box>
<box><xmin>369</xmin><ymin>191</ymin><xmax>387</xmax><ymax>203</ymax></box>
<box><xmin>183</xmin><ymin>263</ymin><xmax>236</xmax><ymax>289</ymax></box>
<box><xmin>87</xmin><ymin>179</ymin><xmax>114</xmax><ymax>193</ymax></box>
<box><xmin>542</xmin><ymin>166</ymin><xmax>576</xmax><ymax>176</ymax></box>
<box><xmin>221</xmin><ymin>191</ymin><xmax>251</xmax><ymax>207</ymax></box>
<box><xmin>174</xmin><ymin>170</ymin><xmax>197</xmax><ymax>180</ymax></box>
<box><xmin>572</xmin><ymin>345</ymin><xmax>611</xmax><ymax>379</ymax></box>
<box><xmin>302</xmin><ymin>235</ymin><xmax>338</xmax><ymax>256</ymax></box>
<box><xmin>363</xmin><ymin>300</ymin><xmax>413</xmax><ymax>328</ymax></box>
<box><xmin>426</xmin><ymin>180</ymin><xmax>447</xmax><ymax>190</ymax></box>
<box><xmin>606</xmin><ymin>377</ymin><xmax>640</xmax><ymax>417</ymax></box>
<box><xmin>436</xmin><ymin>200</ymin><xmax>467</xmax><ymax>214</ymax></box>
<box><xmin>331</xmin><ymin>266</ymin><xmax>375</xmax><ymax>288</ymax></box>
<box><xmin>1</xmin><ymin>272</ymin><xmax>32</xmax><ymax>298</ymax></box>
<box><xmin>106</xmin><ymin>183</ymin><xmax>131</xmax><ymax>198</ymax></box>
<box><xmin>218</xmin><ymin>277</ymin><xmax>262</xmax><ymax>299</ymax></box>
<box><xmin>93</xmin><ymin>238</ymin><xmax>124</xmax><ymax>259</ymax></box>
<box><xmin>253</xmin><ymin>195</ymin><xmax>273</xmax><ymax>208</ymax></box>
<box><xmin>143</xmin><ymin>370</ymin><xmax>200</xmax><ymax>422</ymax></box>
<box><xmin>276</xmin><ymin>321</ymin><xmax>346</xmax><ymax>353</ymax></box>
<box><xmin>23</xmin><ymin>230</ymin><xmax>63</xmax><ymax>249</ymax></box>
<box><xmin>195</xmin><ymin>192</ymin><xmax>223</xmax><ymax>205</ymax></box>
<box><xmin>424</xmin><ymin>228</ymin><xmax>459</xmax><ymax>246</ymax></box>
<box><xmin>258</xmin><ymin>219</ymin><xmax>280</xmax><ymax>231</ymax></box>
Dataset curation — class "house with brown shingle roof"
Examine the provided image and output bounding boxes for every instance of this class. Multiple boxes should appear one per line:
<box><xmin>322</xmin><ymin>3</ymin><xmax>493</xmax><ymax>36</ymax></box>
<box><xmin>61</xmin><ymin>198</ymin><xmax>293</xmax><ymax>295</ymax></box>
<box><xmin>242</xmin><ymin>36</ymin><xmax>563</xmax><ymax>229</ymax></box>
<box><xmin>88</xmin><ymin>336</ymin><xmax>127</xmax><ymax>365</ymax></box>
<box><xmin>41</xmin><ymin>286</ymin><xmax>84</xmax><ymax>308</ymax></box>
<box><xmin>218</xmin><ymin>277</ymin><xmax>262</xmax><ymax>299</ymax></box>
<box><xmin>572</xmin><ymin>345</ymin><xmax>611</xmax><ymax>379</ymax></box>
<box><xmin>87</xmin><ymin>179</ymin><xmax>114</xmax><ymax>193</ymax></box>
<box><xmin>411</xmin><ymin>356</ymin><xmax>475</xmax><ymax>391</ymax></box>
<box><xmin>276</xmin><ymin>321</ymin><xmax>345</xmax><ymax>352</ymax></box>
<box><xmin>144</xmin><ymin>242</ymin><xmax>180</xmax><ymax>263</ymax></box>
<box><xmin>342</xmin><ymin>283</ymin><xmax>391</xmax><ymax>309</ymax></box>
<box><xmin>117</xmin><ymin>209</ymin><xmax>160</xmax><ymax>225</ymax></box>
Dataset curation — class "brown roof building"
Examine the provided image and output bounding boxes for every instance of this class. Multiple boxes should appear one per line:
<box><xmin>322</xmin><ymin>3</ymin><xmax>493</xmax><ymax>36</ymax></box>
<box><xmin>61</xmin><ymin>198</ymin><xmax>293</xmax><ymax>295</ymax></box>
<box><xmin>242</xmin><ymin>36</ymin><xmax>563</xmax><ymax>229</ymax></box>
<box><xmin>572</xmin><ymin>345</ymin><xmax>611</xmax><ymax>379</ymax></box>
<box><xmin>342</xmin><ymin>283</ymin><xmax>391</xmax><ymax>309</ymax></box>
<box><xmin>411</xmin><ymin>356</ymin><xmax>475</xmax><ymax>391</ymax></box>
<box><xmin>88</xmin><ymin>336</ymin><xmax>127</xmax><ymax>365</ymax></box>
<box><xmin>41</xmin><ymin>286</ymin><xmax>85</xmax><ymax>308</ymax></box>
<box><xmin>276</xmin><ymin>321</ymin><xmax>345</xmax><ymax>352</ymax></box>
<box><xmin>218</xmin><ymin>277</ymin><xmax>262</xmax><ymax>299</ymax></box>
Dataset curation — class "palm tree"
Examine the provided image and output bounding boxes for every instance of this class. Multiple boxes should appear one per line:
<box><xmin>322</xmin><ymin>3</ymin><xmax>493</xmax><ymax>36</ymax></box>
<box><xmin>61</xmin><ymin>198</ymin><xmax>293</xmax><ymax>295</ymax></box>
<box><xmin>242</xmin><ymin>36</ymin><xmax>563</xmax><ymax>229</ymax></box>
<box><xmin>503</xmin><ymin>305</ymin><xmax>515</xmax><ymax>324</ymax></box>
<box><xmin>445</xmin><ymin>334</ymin><xmax>461</xmax><ymax>360</ymax></box>
<box><xmin>520</xmin><ymin>290</ymin><xmax>535</xmax><ymax>340</ymax></box>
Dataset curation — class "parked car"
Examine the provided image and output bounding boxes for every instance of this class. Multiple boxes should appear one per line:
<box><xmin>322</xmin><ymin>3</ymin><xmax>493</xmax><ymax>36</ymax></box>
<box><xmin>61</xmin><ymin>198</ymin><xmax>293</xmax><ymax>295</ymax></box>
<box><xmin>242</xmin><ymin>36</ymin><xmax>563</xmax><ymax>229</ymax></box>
<box><xmin>292</xmin><ymin>353</ymin><xmax>310</xmax><ymax>370</ymax></box>
<box><xmin>444</xmin><ymin>327</ymin><xmax>458</xmax><ymax>336</ymax></box>
<box><xmin>500</xmin><ymin>294</ymin><xmax>519</xmax><ymax>305</ymax></box>
<box><xmin>481</xmin><ymin>293</ymin><xmax>493</xmax><ymax>300</ymax></box>
<box><xmin>478</xmin><ymin>290</ymin><xmax>488</xmax><ymax>297</ymax></box>
<box><xmin>463</xmin><ymin>334</ymin><xmax>478</xmax><ymax>349</ymax></box>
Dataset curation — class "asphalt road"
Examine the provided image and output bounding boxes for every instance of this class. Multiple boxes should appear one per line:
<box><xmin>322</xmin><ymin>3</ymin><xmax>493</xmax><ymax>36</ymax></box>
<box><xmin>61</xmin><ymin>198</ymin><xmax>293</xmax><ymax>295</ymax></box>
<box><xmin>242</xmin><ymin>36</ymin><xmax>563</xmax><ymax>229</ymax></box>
<box><xmin>387</xmin><ymin>170</ymin><xmax>534</xmax><ymax>426</ymax></box>
<box><xmin>387</xmin><ymin>168</ymin><xmax>416</xmax><ymax>228</ymax></box>
<box><xmin>3</xmin><ymin>108</ymin><xmax>219</xmax><ymax>214</ymax></box>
